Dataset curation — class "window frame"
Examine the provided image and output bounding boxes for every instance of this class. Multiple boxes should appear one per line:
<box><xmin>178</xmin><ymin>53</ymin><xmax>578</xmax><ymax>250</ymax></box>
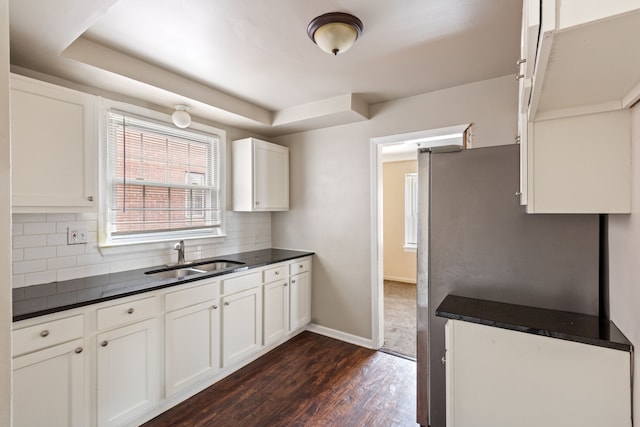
<box><xmin>404</xmin><ymin>172</ymin><xmax>418</xmax><ymax>252</ymax></box>
<box><xmin>98</xmin><ymin>99</ymin><xmax>227</xmax><ymax>247</ymax></box>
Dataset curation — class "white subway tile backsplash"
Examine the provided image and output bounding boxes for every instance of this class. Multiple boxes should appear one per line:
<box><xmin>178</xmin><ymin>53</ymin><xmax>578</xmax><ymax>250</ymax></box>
<box><xmin>12</xmin><ymin>223</ymin><xmax>23</xmax><ymax>236</ymax></box>
<box><xmin>24</xmin><ymin>271</ymin><xmax>56</xmax><ymax>287</ymax></box>
<box><xmin>12</xmin><ymin>211</ymin><xmax>273</xmax><ymax>288</ymax></box>
<box><xmin>12</xmin><ymin>248</ymin><xmax>24</xmax><ymax>262</ymax></box>
<box><xmin>45</xmin><ymin>213</ymin><xmax>77</xmax><ymax>222</ymax></box>
<box><xmin>47</xmin><ymin>233</ymin><xmax>67</xmax><ymax>246</ymax></box>
<box><xmin>23</xmin><ymin>222</ymin><xmax>57</xmax><ymax>235</ymax></box>
<box><xmin>47</xmin><ymin>256</ymin><xmax>77</xmax><ymax>271</ymax></box>
<box><xmin>13</xmin><ymin>259</ymin><xmax>46</xmax><ymax>275</ymax></box>
<box><xmin>24</xmin><ymin>246</ymin><xmax>57</xmax><ymax>260</ymax></box>
<box><xmin>56</xmin><ymin>244</ymin><xmax>86</xmax><ymax>257</ymax></box>
<box><xmin>15</xmin><ymin>213</ymin><xmax>46</xmax><ymax>223</ymax></box>
<box><xmin>13</xmin><ymin>235</ymin><xmax>47</xmax><ymax>249</ymax></box>
<box><xmin>57</xmin><ymin>266</ymin><xmax>86</xmax><ymax>282</ymax></box>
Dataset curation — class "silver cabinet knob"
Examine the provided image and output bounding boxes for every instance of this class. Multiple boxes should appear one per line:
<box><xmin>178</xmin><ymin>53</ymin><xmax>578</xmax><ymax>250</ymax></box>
<box><xmin>291</xmin><ymin>280</ymin><xmax>296</xmax><ymax>284</ymax></box>
<box><xmin>101</xmin><ymin>341</ymin><xmax>108</xmax><ymax>347</ymax></box>
<box><xmin>441</xmin><ymin>356</ymin><xmax>446</xmax><ymax>364</ymax></box>
<box><xmin>515</xmin><ymin>73</ymin><xmax>525</xmax><ymax>80</ymax></box>
<box><xmin>275</xmin><ymin>271</ymin><xmax>279</xmax><ymax>275</ymax></box>
<box><xmin>212</xmin><ymin>305</ymin><xmax>218</xmax><ymax>310</ymax></box>
<box><xmin>255</xmin><ymin>201</ymin><xmax>260</xmax><ymax>206</ymax></box>
<box><xmin>40</xmin><ymin>330</ymin><xmax>49</xmax><ymax>338</ymax></box>
<box><xmin>515</xmin><ymin>192</ymin><xmax>522</xmax><ymax>197</ymax></box>
<box><xmin>516</xmin><ymin>58</ymin><xmax>526</xmax><ymax>66</ymax></box>
<box><xmin>127</xmin><ymin>308</ymin><xmax>134</xmax><ymax>314</ymax></box>
<box><xmin>75</xmin><ymin>347</ymin><xmax>83</xmax><ymax>354</ymax></box>
<box><xmin>284</xmin><ymin>283</ymin><xmax>288</xmax><ymax>287</ymax></box>
<box><xmin>224</xmin><ymin>301</ymin><xmax>230</xmax><ymax>306</ymax></box>
<box><xmin>87</xmin><ymin>196</ymin><xmax>94</xmax><ymax>202</ymax></box>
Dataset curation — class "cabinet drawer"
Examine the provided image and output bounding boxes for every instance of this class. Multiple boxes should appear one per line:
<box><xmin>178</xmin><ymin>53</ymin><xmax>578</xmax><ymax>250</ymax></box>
<box><xmin>263</xmin><ymin>265</ymin><xmax>287</xmax><ymax>283</ymax></box>
<box><xmin>290</xmin><ymin>259</ymin><xmax>310</xmax><ymax>275</ymax></box>
<box><xmin>97</xmin><ymin>296</ymin><xmax>157</xmax><ymax>331</ymax></box>
<box><xmin>165</xmin><ymin>281</ymin><xmax>219</xmax><ymax>312</ymax></box>
<box><xmin>13</xmin><ymin>314</ymin><xmax>84</xmax><ymax>356</ymax></box>
<box><xmin>221</xmin><ymin>271</ymin><xmax>261</xmax><ymax>295</ymax></box>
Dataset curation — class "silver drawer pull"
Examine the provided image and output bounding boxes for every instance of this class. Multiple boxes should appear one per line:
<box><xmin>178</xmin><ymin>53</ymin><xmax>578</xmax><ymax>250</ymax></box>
<box><xmin>127</xmin><ymin>308</ymin><xmax>134</xmax><ymax>314</ymax></box>
<box><xmin>40</xmin><ymin>330</ymin><xmax>49</xmax><ymax>338</ymax></box>
<box><xmin>75</xmin><ymin>347</ymin><xmax>83</xmax><ymax>354</ymax></box>
<box><xmin>101</xmin><ymin>341</ymin><xmax>108</xmax><ymax>347</ymax></box>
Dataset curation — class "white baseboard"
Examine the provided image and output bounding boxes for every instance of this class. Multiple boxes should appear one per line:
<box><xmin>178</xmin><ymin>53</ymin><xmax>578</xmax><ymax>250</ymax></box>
<box><xmin>306</xmin><ymin>323</ymin><xmax>375</xmax><ymax>349</ymax></box>
<box><xmin>383</xmin><ymin>275</ymin><xmax>417</xmax><ymax>284</ymax></box>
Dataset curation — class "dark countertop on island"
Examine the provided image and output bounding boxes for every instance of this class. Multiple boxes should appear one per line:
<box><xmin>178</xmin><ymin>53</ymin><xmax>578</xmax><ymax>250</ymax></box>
<box><xmin>13</xmin><ymin>248</ymin><xmax>314</xmax><ymax>322</ymax></box>
<box><xmin>436</xmin><ymin>294</ymin><xmax>632</xmax><ymax>352</ymax></box>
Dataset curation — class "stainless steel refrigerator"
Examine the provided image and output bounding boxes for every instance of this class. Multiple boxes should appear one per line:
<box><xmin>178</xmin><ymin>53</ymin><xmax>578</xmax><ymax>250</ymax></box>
<box><xmin>416</xmin><ymin>144</ymin><xmax>600</xmax><ymax>427</ymax></box>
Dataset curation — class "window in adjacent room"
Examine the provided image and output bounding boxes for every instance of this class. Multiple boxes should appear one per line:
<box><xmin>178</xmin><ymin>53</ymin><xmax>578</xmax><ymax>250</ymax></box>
<box><xmin>404</xmin><ymin>173</ymin><xmax>418</xmax><ymax>251</ymax></box>
<box><xmin>101</xmin><ymin>108</ymin><xmax>225</xmax><ymax>246</ymax></box>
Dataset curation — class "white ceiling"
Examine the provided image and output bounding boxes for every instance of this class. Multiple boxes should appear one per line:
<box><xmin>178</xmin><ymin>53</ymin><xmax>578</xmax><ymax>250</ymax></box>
<box><xmin>9</xmin><ymin>0</ymin><xmax>522</xmax><ymax>136</ymax></box>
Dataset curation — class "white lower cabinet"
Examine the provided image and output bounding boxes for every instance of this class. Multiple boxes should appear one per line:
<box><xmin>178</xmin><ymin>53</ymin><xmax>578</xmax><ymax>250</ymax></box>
<box><xmin>263</xmin><ymin>279</ymin><xmax>289</xmax><ymax>346</ymax></box>
<box><xmin>289</xmin><ymin>271</ymin><xmax>311</xmax><ymax>331</ymax></box>
<box><xmin>222</xmin><ymin>286</ymin><xmax>262</xmax><ymax>367</ymax></box>
<box><xmin>445</xmin><ymin>319</ymin><xmax>632</xmax><ymax>427</ymax></box>
<box><xmin>12</xmin><ymin>256</ymin><xmax>312</xmax><ymax>426</ymax></box>
<box><xmin>164</xmin><ymin>298</ymin><xmax>221</xmax><ymax>397</ymax></box>
<box><xmin>13</xmin><ymin>338</ymin><xmax>86</xmax><ymax>427</ymax></box>
<box><xmin>96</xmin><ymin>318</ymin><xmax>159</xmax><ymax>427</ymax></box>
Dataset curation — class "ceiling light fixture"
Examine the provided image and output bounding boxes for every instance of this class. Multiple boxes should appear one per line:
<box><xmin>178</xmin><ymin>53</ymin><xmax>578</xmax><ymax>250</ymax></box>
<box><xmin>171</xmin><ymin>105</ymin><xmax>191</xmax><ymax>128</ymax></box>
<box><xmin>307</xmin><ymin>12</ymin><xmax>363</xmax><ymax>56</ymax></box>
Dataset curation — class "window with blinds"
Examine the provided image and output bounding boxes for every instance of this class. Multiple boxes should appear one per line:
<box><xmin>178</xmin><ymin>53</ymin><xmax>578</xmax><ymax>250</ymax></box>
<box><xmin>105</xmin><ymin>110</ymin><xmax>222</xmax><ymax>244</ymax></box>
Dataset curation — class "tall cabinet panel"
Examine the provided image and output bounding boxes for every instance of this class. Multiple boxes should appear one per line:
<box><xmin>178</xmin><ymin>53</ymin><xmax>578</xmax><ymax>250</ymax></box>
<box><xmin>10</xmin><ymin>74</ymin><xmax>97</xmax><ymax>211</ymax></box>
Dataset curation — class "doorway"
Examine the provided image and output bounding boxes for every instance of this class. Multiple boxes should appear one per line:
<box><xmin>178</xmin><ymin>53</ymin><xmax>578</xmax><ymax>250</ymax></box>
<box><xmin>379</xmin><ymin>146</ymin><xmax>418</xmax><ymax>359</ymax></box>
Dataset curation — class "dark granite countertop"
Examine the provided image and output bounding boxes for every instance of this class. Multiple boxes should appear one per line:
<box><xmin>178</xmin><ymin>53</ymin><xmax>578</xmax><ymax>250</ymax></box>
<box><xmin>13</xmin><ymin>248</ymin><xmax>314</xmax><ymax>322</ymax></box>
<box><xmin>436</xmin><ymin>295</ymin><xmax>632</xmax><ymax>352</ymax></box>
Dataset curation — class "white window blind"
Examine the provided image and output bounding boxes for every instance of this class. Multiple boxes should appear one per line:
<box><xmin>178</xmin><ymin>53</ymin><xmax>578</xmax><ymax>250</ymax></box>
<box><xmin>106</xmin><ymin>110</ymin><xmax>222</xmax><ymax>243</ymax></box>
<box><xmin>404</xmin><ymin>173</ymin><xmax>418</xmax><ymax>251</ymax></box>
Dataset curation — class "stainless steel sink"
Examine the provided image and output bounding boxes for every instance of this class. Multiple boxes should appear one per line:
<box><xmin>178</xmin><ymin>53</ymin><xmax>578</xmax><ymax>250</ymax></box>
<box><xmin>145</xmin><ymin>267</ymin><xmax>204</xmax><ymax>279</ymax></box>
<box><xmin>191</xmin><ymin>260</ymin><xmax>245</xmax><ymax>272</ymax></box>
<box><xmin>146</xmin><ymin>259</ymin><xmax>245</xmax><ymax>279</ymax></box>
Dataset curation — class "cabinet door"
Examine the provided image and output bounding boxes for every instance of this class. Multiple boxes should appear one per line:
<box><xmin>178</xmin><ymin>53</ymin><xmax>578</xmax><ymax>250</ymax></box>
<box><xmin>253</xmin><ymin>140</ymin><xmax>289</xmax><ymax>210</ymax></box>
<box><xmin>96</xmin><ymin>318</ymin><xmax>158</xmax><ymax>427</ymax></box>
<box><xmin>222</xmin><ymin>287</ymin><xmax>262</xmax><ymax>367</ymax></box>
<box><xmin>289</xmin><ymin>272</ymin><xmax>311</xmax><ymax>331</ymax></box>
<box><xmin>11</xmin><ymin>75</ymin><xmax>96</xmax><ymax>210</ymax></box>
<box><xmin>164</xmin><ymin>299</ymin><xmax>220</xmax><ymax>397</ymax></box>
<box><xmin>445</xmin><ymin>320</ymin><xmax>632</xmax><ymax>427</ymax></box>
<box><xmin>263</xmin><ymin>280</ymin><xmax>289</xmax><ymax>346</ymax></box>
<box><xmin>13</xmin><ymin>339</ymin><xmax>86</xmax><ymax>427</ymax></box>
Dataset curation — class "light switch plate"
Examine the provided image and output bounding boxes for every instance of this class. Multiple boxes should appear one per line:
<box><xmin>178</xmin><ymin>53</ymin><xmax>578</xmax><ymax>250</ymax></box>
<box><xmin>67</xmin><ymin>226</ymin><xmax>88</xmax><ymax>245</ymax></box>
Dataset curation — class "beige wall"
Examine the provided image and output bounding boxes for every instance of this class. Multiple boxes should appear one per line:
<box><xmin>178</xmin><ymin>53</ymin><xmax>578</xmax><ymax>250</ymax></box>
<box><xmin>383</xmin><ymin>160</ymin><xmax>417</xmax><ymax>283</ymax></box>
<box><xmin>272</xmin><ymin>75</ymin><xmax>517</xmax><ymax>340</ymax></box>
<box><xmin>0</xmin><ymin>0</ymin><xmax>12</xmax><ymax>423</ymax></box>
<box><xmin>608</xmin><ymin>103</ymin><xmax>640</xmax><ymax>419</ymax></box>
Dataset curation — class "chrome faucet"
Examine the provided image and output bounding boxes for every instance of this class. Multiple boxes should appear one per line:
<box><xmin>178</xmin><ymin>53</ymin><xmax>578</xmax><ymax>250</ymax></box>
<box><xmin>173</xmin><ymin>240</ymin><xmax>185</xmax><ymax>265</ymax></box>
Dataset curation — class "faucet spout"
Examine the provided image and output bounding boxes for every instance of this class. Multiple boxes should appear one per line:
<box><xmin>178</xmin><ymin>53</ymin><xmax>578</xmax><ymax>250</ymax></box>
<box><xmin>173</xmin><ymin>240</ymin><xmax>185</xmax><ymax>264</ymax></box>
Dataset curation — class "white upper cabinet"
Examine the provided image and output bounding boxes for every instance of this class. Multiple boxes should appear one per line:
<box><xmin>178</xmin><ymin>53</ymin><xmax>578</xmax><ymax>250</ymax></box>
<box><xmin>10</xmin><ymin>74</ymin><xmax>97</xmax><ymax>212</ymax></box>
<box><xmin>530</xmin><ymin>1</ymin><xmax>640</xmax><ymax>120</ymax></box>
<box><xmin>232</xmin><ymin>137</ymin><xmax>289</xmax><ymax>211</ymax></box>
<box><xmin>518</xmin><ymin>0</ymin><xmax>636</xmax><ymax>213</ymax></box>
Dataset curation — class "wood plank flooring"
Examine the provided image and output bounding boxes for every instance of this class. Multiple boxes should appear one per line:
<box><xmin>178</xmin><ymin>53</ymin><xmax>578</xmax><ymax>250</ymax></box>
<box><xmin>143</xmin><ymin>331</ymin><xmax>418</xmax><ymax>427</ymax></box>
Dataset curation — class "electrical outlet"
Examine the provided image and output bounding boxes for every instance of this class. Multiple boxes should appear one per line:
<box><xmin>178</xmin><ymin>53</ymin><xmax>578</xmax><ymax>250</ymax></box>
<box><xmin>67</xmin><ymin>227</ymin><xmax>88</xmax><ymax>245</ymax></box>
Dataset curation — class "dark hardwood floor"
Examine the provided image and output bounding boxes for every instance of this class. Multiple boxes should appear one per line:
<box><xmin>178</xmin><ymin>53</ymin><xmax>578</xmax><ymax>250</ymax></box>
<box><xmin>143</xmin><ymin>331</ymin><xmax>418</xmax><ymax>427</ymax></box>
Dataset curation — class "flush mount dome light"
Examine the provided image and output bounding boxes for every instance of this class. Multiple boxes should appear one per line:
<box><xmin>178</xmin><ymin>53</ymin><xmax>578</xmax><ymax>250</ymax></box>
<box><xmin>307</xmin><ymin>12</ymin><xmax>363</xmax><ymax>55</ymax></box>
<box><xmin>171</xmin><ymin>105</ymin><xmax>191</xmax><ymax>128</ymax></box>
